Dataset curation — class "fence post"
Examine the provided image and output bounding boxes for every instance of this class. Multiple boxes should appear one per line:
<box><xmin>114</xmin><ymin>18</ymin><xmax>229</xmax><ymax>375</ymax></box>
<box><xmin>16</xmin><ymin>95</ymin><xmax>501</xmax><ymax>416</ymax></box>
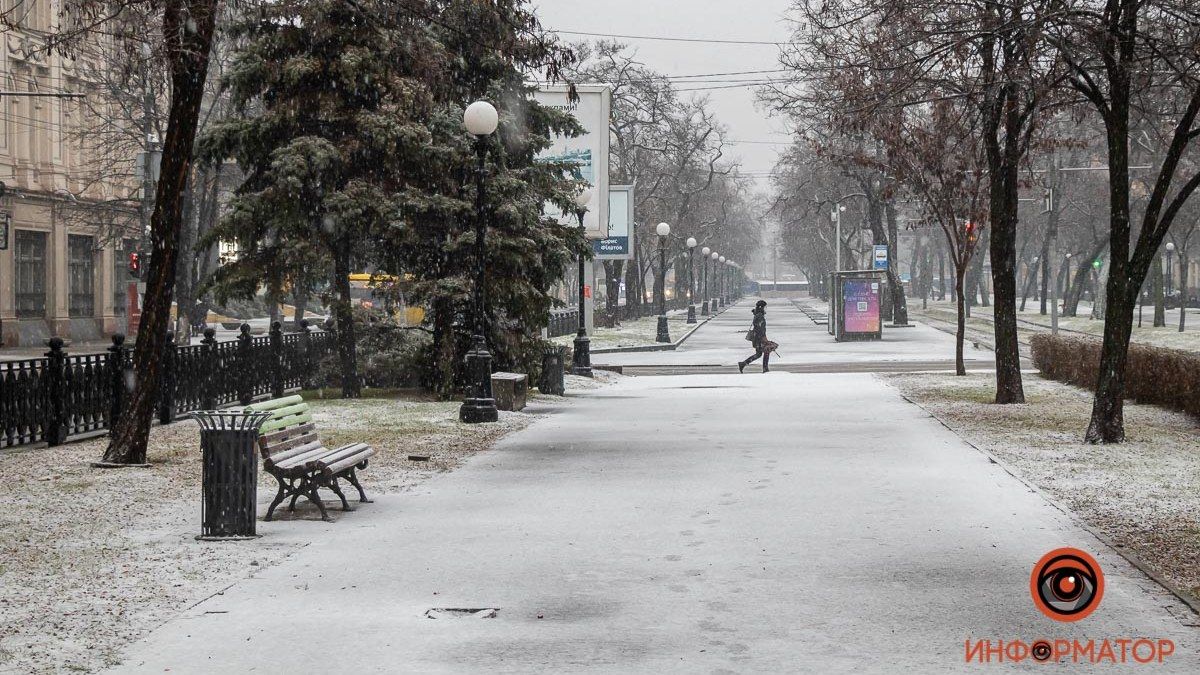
<box><xmin>107</xmin><ymin>334</ymin><xmax>127</xmax><ymax>436</ymax></box>
<box><xmin>44</xmin><ymin>337</ymin><xmax>68</xmax><ymax>446</ymax></box>
<box><xmin>201</xmin><ymin>328</ymin><xmax>218</xmax><ymax>410</ymax></box>
<box><xmin>298</xmin><ymin>319</ymin><xmax>314</xmax><ymax>390</ymax></box>
<box><xmin>270</xmin><ymin>321</ymin><xmax>284</xmax><ymax>398</ymax></box>
<box><xmin>158</xmin><ymin>330</ymin><xmax>176</xmax><ymax>424</ymax></box>
<box><xmin>237</xmin><ymin>324</ymin><xmax>253</xmax><ymax>405</ymax></box>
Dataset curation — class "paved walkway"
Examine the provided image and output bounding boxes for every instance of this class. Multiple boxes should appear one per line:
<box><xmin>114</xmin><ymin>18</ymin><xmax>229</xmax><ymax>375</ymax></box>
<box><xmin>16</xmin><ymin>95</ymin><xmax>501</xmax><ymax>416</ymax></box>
<box><xmin>111</xmin><ymin>299</ymin><xmax>1200</xmax><ymax>673</ymax></box>
<box><xmin>594</xmin><ymin>297</ymin><xmax>997</xmax><ymax>372</ymax></box>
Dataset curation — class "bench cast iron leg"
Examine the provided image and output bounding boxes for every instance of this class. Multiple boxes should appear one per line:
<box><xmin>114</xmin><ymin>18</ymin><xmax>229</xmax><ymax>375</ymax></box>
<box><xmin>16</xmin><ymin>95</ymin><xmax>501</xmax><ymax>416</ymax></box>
<box><xmin>306</xmin><ymin>483</ymin><xmax>332</xmax><ymax>522</ymax></box>
<box><xmin>264</xmin><ymin>475</ymin><xmax>288</xmax><ymax>522</ymax></box>
<box><xmin>287</xmin><ymin>488</ymin><xmax>303</xmax><ymax>512</ymax></box>
<box><xmin>329</xmin><ymin>478</ymin><xmax>353</xmax><ymax>511</ymax></box>
<box><xmin>345</xmin><ymin>465</ymin><xmax>373</xmax><ymax>503</ymax></box>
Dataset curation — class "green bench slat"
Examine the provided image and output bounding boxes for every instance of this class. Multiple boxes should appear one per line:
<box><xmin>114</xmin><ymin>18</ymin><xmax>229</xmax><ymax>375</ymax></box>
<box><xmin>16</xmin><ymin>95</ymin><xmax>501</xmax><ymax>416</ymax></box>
<box><xmin>245</xmin><ymin>395</ymin><xmax>305</xmax><ymax>413</ymax></box>
<box><xmin>259</xmin><ymin>411</ymin><xmax>313</xmax><ymax>434</ymax></box>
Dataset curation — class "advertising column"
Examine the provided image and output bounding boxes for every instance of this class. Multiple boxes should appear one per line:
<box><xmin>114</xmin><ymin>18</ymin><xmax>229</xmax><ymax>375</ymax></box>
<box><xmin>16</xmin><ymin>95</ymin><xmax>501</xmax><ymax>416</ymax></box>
<box><xmin>534</xmin><ymin>85</ymin><xmax>611</xmax><ymax>335</ymax></box>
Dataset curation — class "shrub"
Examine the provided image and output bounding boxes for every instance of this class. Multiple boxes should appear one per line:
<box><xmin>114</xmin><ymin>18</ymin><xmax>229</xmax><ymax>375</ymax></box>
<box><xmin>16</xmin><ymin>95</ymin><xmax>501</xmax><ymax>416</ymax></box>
<box><xmin>318</xmin><ymin>307</ymin><xmax>433</xmax><ymax>390</ymax></box>
<box><xmin>1030</xmin><ymin>334</ymin><xmax>1200</xmax><ymax>417</ymax></box>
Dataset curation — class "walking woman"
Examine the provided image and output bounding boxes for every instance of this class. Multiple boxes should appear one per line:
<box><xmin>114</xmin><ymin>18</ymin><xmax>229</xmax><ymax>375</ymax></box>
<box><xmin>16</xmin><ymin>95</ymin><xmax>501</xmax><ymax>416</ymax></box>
<box><xmin>739</xmin><ymin>300</ymin><xmax>771</xmax><ymax>373</ymax></box>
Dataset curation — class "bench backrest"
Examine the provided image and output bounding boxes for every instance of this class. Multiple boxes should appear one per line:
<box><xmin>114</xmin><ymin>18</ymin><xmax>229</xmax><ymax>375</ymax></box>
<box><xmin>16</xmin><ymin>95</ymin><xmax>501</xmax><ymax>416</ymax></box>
<box><xmin>245</xmin><ymin>395</ymin><xmax>319</xmax><ymax>464</ymax></box>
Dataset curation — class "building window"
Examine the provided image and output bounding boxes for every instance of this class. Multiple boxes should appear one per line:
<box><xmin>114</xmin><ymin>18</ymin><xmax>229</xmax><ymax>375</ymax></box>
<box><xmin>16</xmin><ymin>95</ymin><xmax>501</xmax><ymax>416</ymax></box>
<box><xmin>68</xmin><ymin>234</ymin><xmax>96</xmax><ymax>318</ymax></box>
<box><xmin>15</xmin><ymin>230</ymin><xmax>47</xmax><ymax>318</ymax></box>
<box><xmin>113</xmin><ymin>238</ymin><xmax>137</xmax><ymax>316</ymax></box>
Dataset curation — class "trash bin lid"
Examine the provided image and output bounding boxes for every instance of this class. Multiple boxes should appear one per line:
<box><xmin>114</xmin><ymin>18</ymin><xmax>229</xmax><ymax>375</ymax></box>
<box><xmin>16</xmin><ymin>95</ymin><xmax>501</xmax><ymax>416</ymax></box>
<box><xmin>187</xmin><ymin>410</ymin><xmax>276</xmax><ymax>433</ymax></box>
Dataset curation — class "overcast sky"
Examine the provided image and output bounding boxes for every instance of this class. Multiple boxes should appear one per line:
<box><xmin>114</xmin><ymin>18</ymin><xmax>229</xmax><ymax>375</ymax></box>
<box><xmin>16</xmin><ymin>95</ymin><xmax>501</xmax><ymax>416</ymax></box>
<box><xmin>532</xmin><ymin>0</ymin><xmax>797</xmax><ymax>190</ymax></box>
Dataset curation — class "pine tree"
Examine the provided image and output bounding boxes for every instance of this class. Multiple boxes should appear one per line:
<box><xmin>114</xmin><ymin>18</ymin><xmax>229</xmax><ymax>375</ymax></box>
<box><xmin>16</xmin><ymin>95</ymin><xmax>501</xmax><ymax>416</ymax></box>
<box><xmin>200</xmin><ymin>0</ymin><xmax>445</xmax><ymax>397</ymax></box>
<box><xmin>385</xmin><ymin>0</ymin><xmax>585</xmax><ymax>397</ymax></box>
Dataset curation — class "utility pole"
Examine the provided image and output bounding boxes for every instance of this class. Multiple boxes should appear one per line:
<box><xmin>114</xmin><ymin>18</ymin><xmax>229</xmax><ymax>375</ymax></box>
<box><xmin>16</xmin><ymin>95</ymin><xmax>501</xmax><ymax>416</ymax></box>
<box><xmin>1045</xmin><ymin>159</ymin><xmax>1061</xmax><ymax>334</ymax></box>
<box><xmin>772</xmin><ymin>236</ymin><xmax>778</xmax><ymax>290</ymax></box>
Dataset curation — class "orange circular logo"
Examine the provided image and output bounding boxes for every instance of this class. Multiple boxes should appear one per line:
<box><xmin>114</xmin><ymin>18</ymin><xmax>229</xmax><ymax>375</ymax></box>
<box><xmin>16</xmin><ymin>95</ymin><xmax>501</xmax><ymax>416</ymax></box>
<box><xmin>1031</xmin><ymin>547</ymin><xmax>1104</xmax><ymax>622</ymax></box>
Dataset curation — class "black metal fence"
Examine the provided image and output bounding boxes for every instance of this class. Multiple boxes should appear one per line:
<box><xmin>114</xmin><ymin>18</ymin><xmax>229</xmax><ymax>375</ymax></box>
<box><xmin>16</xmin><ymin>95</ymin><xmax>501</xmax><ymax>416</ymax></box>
<box><xmin>547</xmin><ymin>308</ymin><xmax>580</xmax><ymax>338</ymax></box>
<box><xmin>0</xmin><ymin>321</ymin><xmax>335</xmax><ymax>450</ymax></box>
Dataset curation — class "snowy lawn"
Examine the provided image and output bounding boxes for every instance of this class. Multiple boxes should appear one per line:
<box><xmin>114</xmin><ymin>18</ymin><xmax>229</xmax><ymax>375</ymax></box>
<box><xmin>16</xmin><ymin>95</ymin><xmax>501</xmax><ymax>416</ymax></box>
<box><xmin>887</xmin><ymin>371</ymin><xmax>1200</xmax><ymax>602</ymax></box>
<box><xmin>551</xmin><ymin>310</ymin><xmax>697</xmax><ymax>350</ymax></box>
<box><xmin>0</xmin><ymin>388</ymin><xmax>574</xmax><ymax>674</ymax></box>
<box><xmin>913</xmin><ymin>300</ymin><xmax>1200</xmax><ymax>353</ymax></box>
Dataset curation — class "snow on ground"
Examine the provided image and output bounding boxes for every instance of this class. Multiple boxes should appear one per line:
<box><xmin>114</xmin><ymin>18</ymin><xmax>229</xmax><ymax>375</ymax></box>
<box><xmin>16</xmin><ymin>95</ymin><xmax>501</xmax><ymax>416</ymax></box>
<box><xmin>887</xmin><ymin>370</ymin><xmax>1200</xmax><ymax>600</ymax></box>
<box><xmin>0</xmin><ymin>380</ymin><xmax>610</xmax><ymax>674</ymax></box>
<box><xmin>914</xmin><ymin>300</ymin><xmax>1200</xmax><ymax>353</ymax></box>
<box><xmin>551</xmin><ymin>309</ymin><xmax>694</xmax><ymax>350</ymax></box>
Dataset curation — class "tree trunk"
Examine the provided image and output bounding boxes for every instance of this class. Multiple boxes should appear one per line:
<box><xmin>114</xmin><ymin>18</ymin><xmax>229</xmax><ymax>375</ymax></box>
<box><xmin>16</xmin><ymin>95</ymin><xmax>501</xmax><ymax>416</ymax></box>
<box><xmin>293</xmin><ymin>285</ymin><xmax>309</xmax><ymax>326</ymax></box>
<box><xmin>1040</xmin><ymin>227</ymin><xmax>1055</xmax><ymax>316</ymax></box>
<box><xmin>332</xmin><ymin>239</ymin><xmax>360</xmax><ymax>398</ymax></box>
<box><xmin>431</xmin><ymin>295</ymin><xmax>456</xmax><ymax>399</ymax></box>
<box><xmin>1019</xmin><ymin>260</ymin><xmax>1038</xmax><ymax>312</ymax></box>
<box><xmin>102</xmin><ymin>0</ymin><xmax>220</xmax><ymax>465</ymax></box>
<box><xmin>1086</xmin><ymin>67</ymin><xmax>1134</xmax><ymax>444</ymax></box>
<box><xmin>1152</xmin><ymin>255</ymin><xmax>1166</xmax><ymax>327</ymax></box>
<box><xmin>605</xmin><ymin>260</ymin><xmax>623</xmax><ymax>325</ymax></box>
<box><xmin>1179</xmin><ymin>252</ymin><xmax>1189</xmax><ymax>332</ymax></box>
<box><xmin>938</xmin><ymin>243</ymin><xmax>947</xmax><ymax>300</ymax></box>
<box><xmin>174</xmin><ymin>172</ymin><xmax>198</xmax><ymax>340</ymax></box>
<box><xmin>955</xmin><ymin>265</ymin><xmax>967</xmax><ymax>376</ymax></box>
<box><xmin>989</xmin><ymin>173</ymin><xmax>1025</xmax><ymax>404</ymax></box>
<box><xmin>885</xmin><ymin>201</ymin><xmax>908</xmax><ymax>324</ymax></box>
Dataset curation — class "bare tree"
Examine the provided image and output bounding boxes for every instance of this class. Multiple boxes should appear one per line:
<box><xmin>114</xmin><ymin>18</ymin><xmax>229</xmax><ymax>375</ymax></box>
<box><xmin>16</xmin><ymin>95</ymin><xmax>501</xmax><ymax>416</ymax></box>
<box><xmin>1047</xmin><ymin>0</ymin><xmax>1200</xmax><ymax>442</ymax></box>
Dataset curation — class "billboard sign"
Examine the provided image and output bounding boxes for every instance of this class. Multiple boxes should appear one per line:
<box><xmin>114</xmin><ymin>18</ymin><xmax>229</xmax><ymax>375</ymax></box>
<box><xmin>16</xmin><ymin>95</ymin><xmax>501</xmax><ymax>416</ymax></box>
<box><xmin>842</xmin><ymin>278</ymin><xmax>881</xmax><ymax>334</ymax></box>
<box><xmin>594</xmin><ymin>185</ymin><xmax>633</xmax><ymax>259</ymax></box>
<box><xmin>534</xmin><ymin>85</ymin><xmax>611</xmax><ymax>239</ymax></box>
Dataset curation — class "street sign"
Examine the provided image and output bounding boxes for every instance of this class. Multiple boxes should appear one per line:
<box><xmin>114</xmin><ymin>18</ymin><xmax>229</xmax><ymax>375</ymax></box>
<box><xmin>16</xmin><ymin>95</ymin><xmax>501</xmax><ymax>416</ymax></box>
<box><xmin>0</xmin><ymin>211</ymin><xmax>9</xmax><ymax>251</ymax></box>
<box><xmin>873</xmin><ymin>244</ymin><xmax>889</xmax><ymax>271</ymax></box>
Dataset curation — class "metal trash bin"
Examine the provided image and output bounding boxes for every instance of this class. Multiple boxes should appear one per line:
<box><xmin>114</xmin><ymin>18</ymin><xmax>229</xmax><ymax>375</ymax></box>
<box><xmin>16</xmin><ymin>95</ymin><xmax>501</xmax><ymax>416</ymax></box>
<box><xmin>540</xmin><ymin>346</ymin><xmax>566</xmax><ymax>396</ymax></box>
<box><xmin>191</xmin><ymin>410</ymin><xmax>275</xmax><ymax>541</ymax></box>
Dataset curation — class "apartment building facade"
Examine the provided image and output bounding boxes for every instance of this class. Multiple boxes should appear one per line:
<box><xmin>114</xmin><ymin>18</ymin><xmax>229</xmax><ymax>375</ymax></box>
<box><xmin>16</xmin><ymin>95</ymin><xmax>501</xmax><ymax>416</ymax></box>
<box><xmin>1</xmin><ymin>0</ymin><xmax>140</xmax><ymax>347</ymax></box>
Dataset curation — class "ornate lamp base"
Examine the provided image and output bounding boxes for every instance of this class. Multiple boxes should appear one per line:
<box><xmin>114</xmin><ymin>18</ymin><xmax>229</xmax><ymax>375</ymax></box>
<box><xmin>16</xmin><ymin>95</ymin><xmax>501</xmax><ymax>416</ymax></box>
<box><xmin>459</xmin><ymin>335</ymin><xmax>498</xmax><ymax>423</ymax></box>
<box><xmin>572</xmin><ymin>332</ymin><xmax>593</xmax><ymax>377</ymax></box>
<box><xmin>656</xmin><ymin>315</ymin><xmax>671</xmax><ymax>343</ymax></box>
<box><xmin>687</xmin><ymin>305</ymin><xmax>697</xmax><ymax>324</ymax></box>
<box><xmin>701</xmin><ymin>300</ymin><xmax>710</xmax><ymax>316</ymax></box>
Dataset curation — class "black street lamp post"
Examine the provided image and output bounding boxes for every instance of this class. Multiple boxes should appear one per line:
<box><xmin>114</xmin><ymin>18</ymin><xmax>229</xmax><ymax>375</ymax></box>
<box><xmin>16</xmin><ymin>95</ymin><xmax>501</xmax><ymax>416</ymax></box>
<box><xmin>718</xmin><ymin>255</ymin><xmax>726</xmax><ymax>307</ymax></box>
<box><xmin>1166</xmin><ymin>242</ymin><xmax>1176</xmax><ymax>297</ymax></box>
<box><xmin>656</xmin><ymin>222</ymin><xmax>671</xmax><ymax>343</ymax></box>
<box><xmin>686</xmin><ymin>237</ymin><xmax>698</xmax><ymax>324</ymax></box>
<box><xmin>700</xmin><ymin>246</ymin><xmax>711</xmax><ymax>316</ymax></box>
<box><xmin>710</xmin><ymin>250</ymin><xmax>720</xmax><ymax>312</ymax></box>
<box><xmin>573</xmin><ymin>188</ymin><xmax>594</xmax><ymax>377</ymax></box>
<box><xmin>459</xmin><ymin>101</ymin><xmax>500</xmax><ymax>424</ymax></box>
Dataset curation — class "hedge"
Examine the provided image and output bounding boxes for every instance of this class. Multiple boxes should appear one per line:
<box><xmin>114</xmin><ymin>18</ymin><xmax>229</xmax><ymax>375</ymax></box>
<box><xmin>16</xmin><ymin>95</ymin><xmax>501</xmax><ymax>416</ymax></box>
<box><xmin>1030</xmin><ymin>333</ymin><xmax>1200</xmax><ymax>417</ymax></box>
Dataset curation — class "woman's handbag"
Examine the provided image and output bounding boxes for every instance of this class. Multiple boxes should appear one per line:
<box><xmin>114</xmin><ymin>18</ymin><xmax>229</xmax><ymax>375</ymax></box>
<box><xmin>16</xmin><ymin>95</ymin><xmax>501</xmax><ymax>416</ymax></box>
<box><xmin>745</xmin><ymin>329</ymin><xmax>755</xmax><ymax>341</ymax></box>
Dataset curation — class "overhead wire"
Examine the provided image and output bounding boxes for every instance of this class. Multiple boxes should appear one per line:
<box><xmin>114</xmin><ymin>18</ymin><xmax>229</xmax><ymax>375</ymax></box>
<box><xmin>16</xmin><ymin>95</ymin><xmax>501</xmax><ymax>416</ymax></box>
<box><xmin>551</xmin><ymin>29</ymin><xmax>786</xmax><ymax>47</ymax></box>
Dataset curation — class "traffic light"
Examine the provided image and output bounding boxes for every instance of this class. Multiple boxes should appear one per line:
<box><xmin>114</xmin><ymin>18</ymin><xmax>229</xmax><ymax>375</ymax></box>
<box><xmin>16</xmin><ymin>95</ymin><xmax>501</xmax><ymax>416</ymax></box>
<box><xmin>964</xmin><ymin>221</ymin><xmax>979</xmax><ymax>247</ymax></box>
<box><xmin>128</xmin><ymin>250</ymin><xmax>145</xmax><ymax>279</ymax></box>
<box><xmin>1092</xmin><ymin>259</ymin><xmax>1103</xmax><ymax>270</ymax></box>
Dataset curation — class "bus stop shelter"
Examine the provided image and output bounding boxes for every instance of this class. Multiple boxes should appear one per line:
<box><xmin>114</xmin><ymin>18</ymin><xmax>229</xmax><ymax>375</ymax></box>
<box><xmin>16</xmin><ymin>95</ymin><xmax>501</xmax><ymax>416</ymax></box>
<box><xmin>828</xmin><ymin>270</ymin><xmax>886</xmax><ymax>342</ymax></box>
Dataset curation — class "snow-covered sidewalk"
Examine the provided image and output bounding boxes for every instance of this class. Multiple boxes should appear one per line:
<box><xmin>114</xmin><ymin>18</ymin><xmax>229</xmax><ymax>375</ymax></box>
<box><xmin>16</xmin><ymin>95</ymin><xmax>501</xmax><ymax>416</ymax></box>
<box><xmin>889</xmin><ymin>371</ymin><xmax>1200</xmax><ymax>606</ymax></box>
<box><xmin>106</xmin><ymin>371</ymin><xmax>1200</xmax><ymax>672</ymax></box>
<box><xmin>0</xmin><ymin>390</ymin><xmax>579</xmax><ymax>673</ymax></box>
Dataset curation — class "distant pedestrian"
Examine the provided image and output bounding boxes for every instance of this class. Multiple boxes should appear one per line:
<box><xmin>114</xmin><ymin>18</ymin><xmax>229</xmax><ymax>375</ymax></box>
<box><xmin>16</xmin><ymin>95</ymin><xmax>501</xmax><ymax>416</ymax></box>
<box><xmin>739</xmin><ymin>300</ymin><xmax>772</xmax><ymax>373</ymax></box>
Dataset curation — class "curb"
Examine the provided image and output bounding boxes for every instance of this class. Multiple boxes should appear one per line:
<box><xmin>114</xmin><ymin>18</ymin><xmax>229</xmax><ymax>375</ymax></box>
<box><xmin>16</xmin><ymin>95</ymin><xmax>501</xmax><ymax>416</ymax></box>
<box><xmin>890</xmin><ymin>383</ymin><xmax>1200</xmax><ymax>620</ymax></box>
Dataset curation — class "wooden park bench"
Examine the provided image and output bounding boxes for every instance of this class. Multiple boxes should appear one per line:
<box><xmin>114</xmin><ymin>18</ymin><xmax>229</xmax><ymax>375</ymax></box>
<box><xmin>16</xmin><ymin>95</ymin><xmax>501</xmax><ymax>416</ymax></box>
<box><xmin>491</xmin><ymin>372</ymin><xmax>528</xmax><ymax>411</ymax></box>
<box><xmin>245</xmin><ymin>395</ymin><xmax>376</xmax><ymax>522</ymax></box>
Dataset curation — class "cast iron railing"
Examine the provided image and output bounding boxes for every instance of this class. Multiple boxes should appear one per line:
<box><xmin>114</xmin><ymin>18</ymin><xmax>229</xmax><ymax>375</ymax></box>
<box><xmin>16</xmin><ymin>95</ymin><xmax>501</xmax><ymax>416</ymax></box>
<box><xmin>0</xmin><ymin>320</ymin><xmax>336</xmax><ymax>450</ymax></box>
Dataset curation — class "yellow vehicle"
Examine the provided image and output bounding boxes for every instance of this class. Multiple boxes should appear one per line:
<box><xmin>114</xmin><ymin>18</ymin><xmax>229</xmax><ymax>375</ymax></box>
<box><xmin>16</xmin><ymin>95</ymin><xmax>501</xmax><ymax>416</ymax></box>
<box><xmin>349</xmin><ymin>273</ymin><xmax>425</xmax><ymax>326</ymax></box>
